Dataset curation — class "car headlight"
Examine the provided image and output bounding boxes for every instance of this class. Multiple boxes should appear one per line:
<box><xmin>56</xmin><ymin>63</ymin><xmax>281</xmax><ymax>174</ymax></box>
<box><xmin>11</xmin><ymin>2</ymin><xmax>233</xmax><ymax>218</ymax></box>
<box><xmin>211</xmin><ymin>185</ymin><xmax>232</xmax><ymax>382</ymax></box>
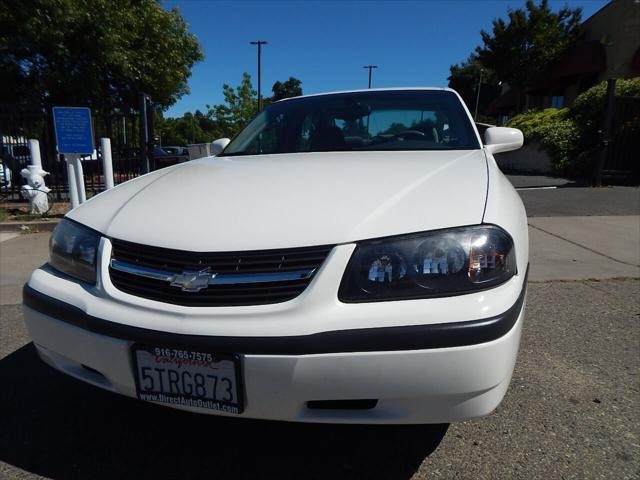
<box><xmin>49</xmin><ymin>219</ymin><xmax>101</xmax><ymax>284</ymax></box>
<box><xmin>339</xmin><ymin>225</ymin><xmax>516</xmax><ymax>302</ymax></box>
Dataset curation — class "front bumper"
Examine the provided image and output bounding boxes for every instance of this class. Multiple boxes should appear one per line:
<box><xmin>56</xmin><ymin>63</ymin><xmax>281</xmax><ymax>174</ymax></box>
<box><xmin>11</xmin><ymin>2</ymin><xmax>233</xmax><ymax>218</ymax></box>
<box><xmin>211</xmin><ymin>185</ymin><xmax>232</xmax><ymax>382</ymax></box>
<box><xmin>22</xmin><ymin>239</ymin><xmax>527</xmax><ymax>424</ymax></box>
<box><xmin>22</xmin><ymin>279</ymin><xmax>526</xmax><ymax>424</ymax></box>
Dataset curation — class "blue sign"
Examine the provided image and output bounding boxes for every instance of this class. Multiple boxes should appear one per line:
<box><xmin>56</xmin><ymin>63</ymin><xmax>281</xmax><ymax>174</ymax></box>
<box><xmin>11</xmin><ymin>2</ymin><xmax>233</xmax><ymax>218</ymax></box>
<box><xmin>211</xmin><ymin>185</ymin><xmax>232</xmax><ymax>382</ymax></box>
<box><xmin>52</xmin><ymin>107</ymin><xmax>94</xmax><ymax>154</ymax></box>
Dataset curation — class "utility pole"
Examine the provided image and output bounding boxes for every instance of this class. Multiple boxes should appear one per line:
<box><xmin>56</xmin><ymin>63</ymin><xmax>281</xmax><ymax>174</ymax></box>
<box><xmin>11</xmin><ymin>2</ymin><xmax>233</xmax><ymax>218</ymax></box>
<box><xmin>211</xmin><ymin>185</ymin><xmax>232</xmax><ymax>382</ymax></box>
<box><xmin>363</xmin><ymin>65</ymin><xmax>378</xmax><ymax>89</ymax></box>
<box><xmin>250</xmin><ymin>40</ymin><xmax>268</xmax><ymax>110</ymax></box>
<box><xmin>139</xmin><ymin>92</ymin><xmax>150</xmax><ymax>174</ymax></box>
<box><xmin>474</xmin><ymin>69</ymin><xmax>484</xmax><ymax>121</ymax></box>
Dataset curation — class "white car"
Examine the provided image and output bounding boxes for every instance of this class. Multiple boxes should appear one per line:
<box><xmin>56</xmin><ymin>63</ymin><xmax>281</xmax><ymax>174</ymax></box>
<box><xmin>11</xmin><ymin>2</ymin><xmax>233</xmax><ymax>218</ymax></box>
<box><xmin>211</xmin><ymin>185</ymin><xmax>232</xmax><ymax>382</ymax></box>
<box><xmin>23</xmin><ymin>88</ymin><xmax>527</xmax><ymax>424</ymax></box>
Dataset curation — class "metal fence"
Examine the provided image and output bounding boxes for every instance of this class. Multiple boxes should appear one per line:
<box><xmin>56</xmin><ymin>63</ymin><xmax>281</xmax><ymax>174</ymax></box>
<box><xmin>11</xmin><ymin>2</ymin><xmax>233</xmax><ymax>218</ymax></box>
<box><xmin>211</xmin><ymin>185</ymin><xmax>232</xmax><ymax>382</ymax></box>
<box><xmin>0</xmin><ymin>105</ymin><xmax>144</xmax><ymax>202</ymax></box>
<box><xmin>604</xmin><ymin>95</ymin><xmax>640</xmax><ymax>180</ymax></box>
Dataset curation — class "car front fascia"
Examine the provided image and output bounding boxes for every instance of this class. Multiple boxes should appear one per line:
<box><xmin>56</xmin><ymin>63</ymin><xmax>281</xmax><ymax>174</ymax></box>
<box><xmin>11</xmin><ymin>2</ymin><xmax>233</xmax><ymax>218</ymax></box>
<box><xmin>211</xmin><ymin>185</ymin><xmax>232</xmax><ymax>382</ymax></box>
<box><xmin>23</xmin><ymin>228</ymin><xmax>528</xmax><ymax>351</ymax></box>
<box><xmin>22</xmin><ymin>227</ymin><xmax>527</xmax><ymax>424</ymax></box>
<box><xmin>23</xmin><ymin>268</ymin><xmax>526</xmax><ymax>355</ymax></box>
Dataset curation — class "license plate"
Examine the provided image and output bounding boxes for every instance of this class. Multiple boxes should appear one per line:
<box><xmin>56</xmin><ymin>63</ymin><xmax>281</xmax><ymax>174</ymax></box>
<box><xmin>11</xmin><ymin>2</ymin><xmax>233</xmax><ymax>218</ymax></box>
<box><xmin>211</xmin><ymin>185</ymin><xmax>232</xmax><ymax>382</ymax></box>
<box><xmin>132</xmin><ymin>345</ymin><xmax>243</xmax><ymax>414</ymax></box>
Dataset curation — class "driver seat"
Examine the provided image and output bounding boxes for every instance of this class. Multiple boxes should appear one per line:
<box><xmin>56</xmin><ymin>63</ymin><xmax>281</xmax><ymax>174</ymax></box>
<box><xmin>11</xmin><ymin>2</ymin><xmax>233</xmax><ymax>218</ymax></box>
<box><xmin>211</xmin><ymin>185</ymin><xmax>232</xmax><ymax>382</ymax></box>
<box><xmin>309</xmin><ymin>125</ymin><xmax>346</xmax><ymax>151</ymax></box>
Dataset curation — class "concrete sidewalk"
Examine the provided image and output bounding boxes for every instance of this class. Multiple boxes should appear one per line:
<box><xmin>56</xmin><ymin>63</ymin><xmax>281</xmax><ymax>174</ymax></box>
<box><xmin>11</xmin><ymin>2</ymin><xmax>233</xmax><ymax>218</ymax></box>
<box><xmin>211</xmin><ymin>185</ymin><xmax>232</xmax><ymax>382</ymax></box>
<box><xmin>528</xmin><ymin>216</ymin><xmax>639</xmax><ymax>282</ymax></box>
<box><xmin>1</xmin><ymin>216</ymin><xmax>638</xmax><ymax>305</ymax></box>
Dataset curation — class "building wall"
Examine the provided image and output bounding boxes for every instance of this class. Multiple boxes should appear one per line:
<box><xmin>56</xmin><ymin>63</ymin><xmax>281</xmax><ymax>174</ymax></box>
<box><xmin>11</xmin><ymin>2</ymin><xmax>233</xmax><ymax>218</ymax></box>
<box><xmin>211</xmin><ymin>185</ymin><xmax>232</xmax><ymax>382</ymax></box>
<box><xmin>583</xmin><ymin>0</ymin><xmax>640</xmax><ymax>81</ymax></box>
<box><xmin>494</xmin><ymin>141</ymin><xmax>554</xmax><ymax>175</ymax></box>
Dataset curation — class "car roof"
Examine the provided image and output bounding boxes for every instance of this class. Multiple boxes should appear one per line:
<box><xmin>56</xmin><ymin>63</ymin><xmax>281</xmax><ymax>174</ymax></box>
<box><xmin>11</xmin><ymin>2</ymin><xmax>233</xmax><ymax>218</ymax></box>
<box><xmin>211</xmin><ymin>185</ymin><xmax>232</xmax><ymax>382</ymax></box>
<box><xmin>275</xmin><ymin>87</ymin><xmax>454</xmax><ymax>103</ymax></box>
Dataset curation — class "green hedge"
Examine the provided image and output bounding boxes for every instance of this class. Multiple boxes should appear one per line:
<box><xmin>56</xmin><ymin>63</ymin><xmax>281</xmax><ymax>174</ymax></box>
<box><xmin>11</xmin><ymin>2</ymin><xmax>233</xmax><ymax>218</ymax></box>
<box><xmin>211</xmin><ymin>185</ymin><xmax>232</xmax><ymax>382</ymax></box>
<box><xmin>506</xmin><ymin>77</ymin><xmax>640</xmax><ymax>176</ymax></box>
<box><xmin>506</xmin><ymin>108</ymin><xmax>578</xmax><ymax>172</ymax></box>
<box><xmin>506</xmin><ymin>108</ymin><xmax>568</xmax><ymax>139</ymax></box>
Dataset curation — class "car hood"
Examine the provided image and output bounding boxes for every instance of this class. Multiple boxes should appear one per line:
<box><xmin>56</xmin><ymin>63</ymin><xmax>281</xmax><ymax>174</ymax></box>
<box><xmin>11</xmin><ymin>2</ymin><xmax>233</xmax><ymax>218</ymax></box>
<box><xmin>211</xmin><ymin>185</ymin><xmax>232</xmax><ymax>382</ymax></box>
<box><xmin>68</xmin><ymin>150</ymin><xmax>488</xmax><ymax>251</ymax></box>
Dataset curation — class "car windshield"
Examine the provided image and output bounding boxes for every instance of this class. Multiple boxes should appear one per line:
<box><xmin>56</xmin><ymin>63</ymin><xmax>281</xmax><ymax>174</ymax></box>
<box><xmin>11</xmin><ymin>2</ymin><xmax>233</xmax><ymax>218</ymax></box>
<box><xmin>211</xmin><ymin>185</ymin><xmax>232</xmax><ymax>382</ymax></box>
<box><xmin>221</xmin><ymin>90</ymin><xmax>479</xmax><ymax>156</ymax></box>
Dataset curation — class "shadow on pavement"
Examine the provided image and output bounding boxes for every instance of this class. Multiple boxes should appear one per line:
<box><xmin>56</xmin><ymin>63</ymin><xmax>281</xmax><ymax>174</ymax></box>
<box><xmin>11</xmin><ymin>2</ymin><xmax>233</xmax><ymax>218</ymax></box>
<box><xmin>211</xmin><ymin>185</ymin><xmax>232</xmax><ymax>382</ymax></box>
<box><xmin>0</xmin><ymin>344</ymin><xmax>448</xmax><ymax>479</ymax></box>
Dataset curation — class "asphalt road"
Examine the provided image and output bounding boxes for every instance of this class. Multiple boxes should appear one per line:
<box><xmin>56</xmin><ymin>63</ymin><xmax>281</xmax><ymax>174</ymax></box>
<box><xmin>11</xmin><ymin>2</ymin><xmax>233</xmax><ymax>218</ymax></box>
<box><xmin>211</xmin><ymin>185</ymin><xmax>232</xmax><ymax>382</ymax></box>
<box><xmin>1</xmin><ymin>278</ymin><xmax>638</xmax><ymax>479</ymax></box>
<box><xmin>518</xmin><ymin>186</ymin><xmax>640</xmax><ymax>217</ymax></box>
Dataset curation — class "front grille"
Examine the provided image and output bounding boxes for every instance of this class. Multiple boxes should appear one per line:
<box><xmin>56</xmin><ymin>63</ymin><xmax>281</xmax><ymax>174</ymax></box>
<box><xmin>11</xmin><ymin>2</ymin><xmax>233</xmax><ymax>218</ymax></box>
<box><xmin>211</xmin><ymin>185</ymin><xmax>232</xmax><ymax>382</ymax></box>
<box><xmin>109</xmin><ymin>238</ymin><xmax>334</xmax><ymax>307</ymax></box>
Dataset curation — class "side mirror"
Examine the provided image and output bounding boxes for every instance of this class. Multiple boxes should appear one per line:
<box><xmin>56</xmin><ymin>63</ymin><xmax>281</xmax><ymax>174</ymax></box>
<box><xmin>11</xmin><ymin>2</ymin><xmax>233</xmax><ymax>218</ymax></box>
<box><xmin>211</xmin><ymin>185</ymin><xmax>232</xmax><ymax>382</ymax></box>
<box><xmin>210</xmin><ymin>138</ymin><xmax>231</xmax><ymax>156</ymax></box>
<box><xmin>484</xmin><ymin>127</ymin><xmax>523</xmax><ymax>155</ymax></box>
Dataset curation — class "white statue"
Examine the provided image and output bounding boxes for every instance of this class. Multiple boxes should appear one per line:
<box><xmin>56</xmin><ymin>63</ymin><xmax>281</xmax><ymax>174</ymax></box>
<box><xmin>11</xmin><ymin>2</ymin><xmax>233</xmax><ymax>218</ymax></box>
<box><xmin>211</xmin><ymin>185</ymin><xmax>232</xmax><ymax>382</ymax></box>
<box><xmin>20</xmin><ymin>165</ymin><xmax>51</xmax><ymax>215</ymax></box>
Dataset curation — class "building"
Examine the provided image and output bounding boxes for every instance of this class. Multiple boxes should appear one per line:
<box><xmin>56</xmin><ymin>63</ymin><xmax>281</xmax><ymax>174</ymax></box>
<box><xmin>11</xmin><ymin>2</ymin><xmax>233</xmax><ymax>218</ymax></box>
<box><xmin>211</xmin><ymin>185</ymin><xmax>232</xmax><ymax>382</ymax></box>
<box><xmin>488</xmin><ymin>0</ymin><xmax>640</xmax><ymax>119</ymax></box>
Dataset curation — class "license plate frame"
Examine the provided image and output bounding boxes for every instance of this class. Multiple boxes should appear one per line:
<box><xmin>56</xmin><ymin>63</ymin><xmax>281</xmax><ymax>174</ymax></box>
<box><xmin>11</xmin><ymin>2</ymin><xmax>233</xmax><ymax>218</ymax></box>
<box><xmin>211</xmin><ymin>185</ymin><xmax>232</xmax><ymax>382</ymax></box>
<box><xmin>131</xmin><ymin>344</ymin><xmax>244</xmax><ymax>415</ymax></box>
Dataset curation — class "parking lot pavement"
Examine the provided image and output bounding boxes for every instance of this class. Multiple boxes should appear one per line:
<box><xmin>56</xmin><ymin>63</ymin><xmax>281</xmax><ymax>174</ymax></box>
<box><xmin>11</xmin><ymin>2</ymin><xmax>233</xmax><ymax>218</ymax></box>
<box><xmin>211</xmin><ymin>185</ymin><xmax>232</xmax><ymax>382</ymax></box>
<box><xmin>1</xmin><ymin>278</ymin><xmax>638</xmax><ymax>479</ymax></box>
<box><xmin>415</xmin><ymin>278</ymin><xmax>640</xmax><ymax>479</ymax></box>
<box><xmin>519</xmin><ymin>186</ymin><xmax>640</xmax><ymax>217</ymax></box>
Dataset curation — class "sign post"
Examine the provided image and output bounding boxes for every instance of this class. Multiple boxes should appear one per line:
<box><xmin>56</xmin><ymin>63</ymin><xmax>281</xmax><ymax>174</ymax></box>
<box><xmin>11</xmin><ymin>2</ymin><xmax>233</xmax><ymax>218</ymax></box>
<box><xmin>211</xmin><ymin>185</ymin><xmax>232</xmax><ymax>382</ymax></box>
<box><xmin>52</xmin><ymin>107</ymin><xmax>94</xmax><ymax>208</ymax></box>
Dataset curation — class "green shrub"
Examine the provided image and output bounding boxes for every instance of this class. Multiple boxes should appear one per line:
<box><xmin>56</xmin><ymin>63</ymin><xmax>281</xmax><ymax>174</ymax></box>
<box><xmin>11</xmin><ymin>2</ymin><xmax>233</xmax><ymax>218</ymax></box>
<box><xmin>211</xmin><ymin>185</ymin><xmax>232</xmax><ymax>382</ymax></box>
<box><xmin>570</xmin><ymin>77</ymin><xmax>640</xmax><ymax>171</ymax></box>
<box><xmin>571</xmin><ymin>77</ymin><xmax>640</xmax><ymax>127</ymax></box>
<box><xmin>535</xmin><ymin>118</ymin><xmax>580</xmax><ymax>172</ymax></box>
<box><xmin>507</xmin><ymin>108</ymin><xmax>569</xmax><ymax>140</ymax></box>
<box><xmin>507</xmin><ymin>108</ymin><xmax>578</xmax><ymax>174</ymax></box>
<box><xmin>506</xmin><ymin>77</ymin><xmax>640</xmax><ymax>176</ymax></box>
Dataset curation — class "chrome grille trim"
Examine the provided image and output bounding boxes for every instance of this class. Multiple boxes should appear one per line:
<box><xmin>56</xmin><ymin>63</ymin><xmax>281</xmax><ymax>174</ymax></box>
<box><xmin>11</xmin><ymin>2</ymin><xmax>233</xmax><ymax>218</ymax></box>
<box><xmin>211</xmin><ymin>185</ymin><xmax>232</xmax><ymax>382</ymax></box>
<box><xmin>108</xmin><ymin>239</ymin><xmax>334</xmax><ymax>307</ymax></box>
<box><xmin>110</xmin><ymin>259</ymin><xmax>317</xmax><ymax>285</ymax></box>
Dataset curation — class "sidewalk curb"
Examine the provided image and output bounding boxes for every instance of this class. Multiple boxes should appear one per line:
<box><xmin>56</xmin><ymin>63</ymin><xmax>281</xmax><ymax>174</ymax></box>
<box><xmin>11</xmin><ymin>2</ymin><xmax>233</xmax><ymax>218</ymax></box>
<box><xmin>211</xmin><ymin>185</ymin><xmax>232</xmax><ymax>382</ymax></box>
<box><xmin>0</xmin><ymin>219</ymin><xmax>60</xmax><ymax>233</ymax></box>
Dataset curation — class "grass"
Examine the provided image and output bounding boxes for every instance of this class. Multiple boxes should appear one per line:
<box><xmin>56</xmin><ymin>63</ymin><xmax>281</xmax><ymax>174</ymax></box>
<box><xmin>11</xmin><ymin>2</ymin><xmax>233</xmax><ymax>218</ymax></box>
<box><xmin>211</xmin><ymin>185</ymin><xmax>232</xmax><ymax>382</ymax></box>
<box><xmin>0</xmin><ymin>207</ymin><xmax>51</xmax><ymax>222</ymax></box>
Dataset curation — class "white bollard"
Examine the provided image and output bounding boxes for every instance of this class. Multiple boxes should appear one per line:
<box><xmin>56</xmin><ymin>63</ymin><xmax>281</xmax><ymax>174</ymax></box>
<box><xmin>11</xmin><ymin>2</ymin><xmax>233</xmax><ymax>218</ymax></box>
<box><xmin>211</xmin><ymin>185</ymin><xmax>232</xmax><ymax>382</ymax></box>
<box><xmin>72</xmin><ymin>155</ymin><xmax>87</xmax><ymax>203</ymax></box>
<box><xmin>28</xmin><ymin>139</ymin><xmax>42</xmax><ymax>169</ymax></box>
<box><xmin>101</xmin><ymin>138</ymin><xmax>115</xmax><ymax>190</ymax></box>
<box><xmin>65</xmin><ymin>155</ymin><xmax>80</xmax><ymax>208</ymax></box>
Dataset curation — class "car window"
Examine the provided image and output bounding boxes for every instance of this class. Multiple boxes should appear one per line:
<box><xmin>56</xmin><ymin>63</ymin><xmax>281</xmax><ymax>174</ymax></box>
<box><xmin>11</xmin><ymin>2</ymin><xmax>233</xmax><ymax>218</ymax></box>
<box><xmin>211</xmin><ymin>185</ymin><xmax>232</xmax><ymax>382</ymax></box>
<box><xmin>222</xmin><ymin>90</ymin><xmax>479</xmax><ymax>156</ymax></box>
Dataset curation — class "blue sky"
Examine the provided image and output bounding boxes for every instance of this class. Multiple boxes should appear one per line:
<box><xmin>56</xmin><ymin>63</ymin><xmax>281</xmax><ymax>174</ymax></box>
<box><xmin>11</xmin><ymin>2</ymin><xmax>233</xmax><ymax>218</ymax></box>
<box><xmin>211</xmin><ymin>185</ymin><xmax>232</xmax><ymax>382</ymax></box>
<box><xmin>164</xmin><ymin>0</ymin><xmax>608</xmax><ymax>117</ymax></box>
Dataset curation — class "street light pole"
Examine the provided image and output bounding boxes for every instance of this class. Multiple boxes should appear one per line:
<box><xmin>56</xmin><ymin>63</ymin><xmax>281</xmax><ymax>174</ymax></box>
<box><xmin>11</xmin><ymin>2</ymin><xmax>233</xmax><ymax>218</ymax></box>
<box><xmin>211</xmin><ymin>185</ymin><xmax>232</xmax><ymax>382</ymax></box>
<box><xmin>474</xmin><ymin>69</ymin><xmax>484</xmax><ymax>121</ymax></box>
<box><xmin>363</xmin><ymin>65</ymin><xmax>378</xmax><ymax>88</ymax></box>
<box><xmin>250</xmin><ymin>40</ymin><xmax>268</xmax><ymax>110</ymax></box>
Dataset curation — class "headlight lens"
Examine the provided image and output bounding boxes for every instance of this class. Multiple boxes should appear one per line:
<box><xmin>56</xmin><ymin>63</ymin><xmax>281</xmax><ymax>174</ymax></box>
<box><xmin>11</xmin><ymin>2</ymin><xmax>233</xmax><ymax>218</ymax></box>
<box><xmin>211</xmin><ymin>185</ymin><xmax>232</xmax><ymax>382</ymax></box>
<box><xmin>339</xmin><ymin>225</ymin><xmax>516</xmax><ymax>302</ymax></box>
<box><xmin>49</xmin><ymin>219</ymin><xmax>101</xmax><ymax>283</ymax></box>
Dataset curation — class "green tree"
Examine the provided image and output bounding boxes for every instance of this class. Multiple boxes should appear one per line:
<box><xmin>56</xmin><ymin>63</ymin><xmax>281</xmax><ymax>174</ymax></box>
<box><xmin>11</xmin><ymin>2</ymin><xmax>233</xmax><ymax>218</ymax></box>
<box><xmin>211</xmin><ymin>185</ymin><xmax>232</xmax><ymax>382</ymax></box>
<box><xmin>448</xmin><ymin>55</ymin><xmax>501</xmax><ymax>117</ymax></box>
<box><xmin>156</xmin><ymin>108</ymin><xmax>231</xmax><ymax>146</ymax></box>
<box><xmin>194</xmin><ymin>110</ymin><xmax>218</xmax><ymax>135</ymax></box>
<box><xmin>271</xmin><ymin>77</ymin><xmax>303</xmax><ymax>101</ymax></box>
<box><xmin>0</xmin><ymin>0</ymin><xmax>203</xmax><ymax>113</ymax></box>
<box><xmin>475</xmin><ymin>0</ymin><xmax>581</xmax><ymax>108</ymax></box>
<box><xmin>207</xmin><ymin>73</ymin><xmax>258</xmax><ymax>138</ymax></box>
